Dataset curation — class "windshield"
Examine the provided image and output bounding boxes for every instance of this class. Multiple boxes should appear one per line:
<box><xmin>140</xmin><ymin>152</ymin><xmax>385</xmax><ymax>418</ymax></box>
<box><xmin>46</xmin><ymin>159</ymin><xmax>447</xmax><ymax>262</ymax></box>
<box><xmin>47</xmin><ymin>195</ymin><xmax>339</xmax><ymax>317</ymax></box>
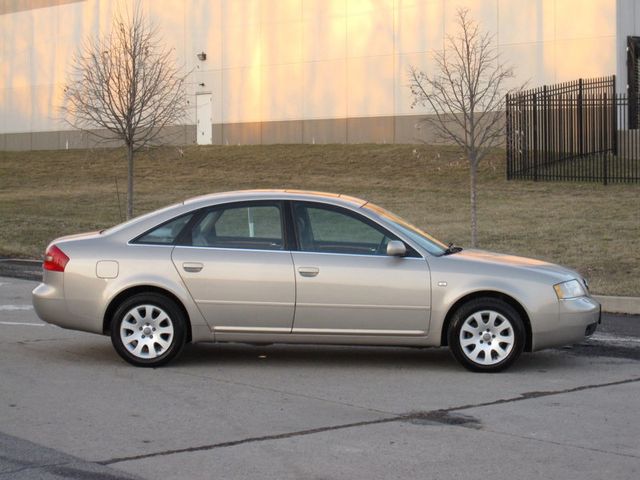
<box><xmin>363</xmin><ymin>202</ymin><xmax>447</xmax><ymax>256</ymax></box>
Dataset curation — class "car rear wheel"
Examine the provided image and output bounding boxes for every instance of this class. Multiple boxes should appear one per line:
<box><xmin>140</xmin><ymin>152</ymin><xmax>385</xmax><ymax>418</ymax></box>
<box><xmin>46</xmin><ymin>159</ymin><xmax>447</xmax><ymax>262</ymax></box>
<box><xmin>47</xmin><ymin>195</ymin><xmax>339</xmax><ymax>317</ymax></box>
<box><xmin>448</xmin><ymin>298</ymin><xmax>525</xmax><ymax>372</ymax></box>
<box><xmin>110</xmin><ymin>293</ymin><xmax>187</xmax><ymax>367</ymax></box>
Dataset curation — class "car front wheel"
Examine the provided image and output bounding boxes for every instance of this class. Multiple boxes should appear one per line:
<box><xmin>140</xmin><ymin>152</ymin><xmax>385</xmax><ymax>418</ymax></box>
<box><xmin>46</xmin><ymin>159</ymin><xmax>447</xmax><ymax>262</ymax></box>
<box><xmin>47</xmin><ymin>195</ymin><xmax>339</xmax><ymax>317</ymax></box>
<box><xmin>448</xmin><ymin>298</ymin><xmax>525</xmax><ymax>372</ymax></box>
<box><xmin>110</xmin><ymin>293</ymin><xmax>187</xmax><ymax>367</ymax></box>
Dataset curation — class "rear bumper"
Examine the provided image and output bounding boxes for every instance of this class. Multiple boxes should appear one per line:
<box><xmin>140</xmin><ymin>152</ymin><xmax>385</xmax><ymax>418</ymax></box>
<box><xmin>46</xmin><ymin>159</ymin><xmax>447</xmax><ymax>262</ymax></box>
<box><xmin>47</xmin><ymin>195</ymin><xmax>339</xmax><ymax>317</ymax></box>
<box><xmin>32</xmin><ymin>277</ymin><xmax>102</xmax><ymax>334</ymax></box>
<box><xmin>33</xmin><ymin>281</ymin><xmax>69</xmax><ymax>326</ymax></box>
<box><xmin>532</xmin><ymin>296</ymin><xmax>601</xmax><ymax>350</ymax></box>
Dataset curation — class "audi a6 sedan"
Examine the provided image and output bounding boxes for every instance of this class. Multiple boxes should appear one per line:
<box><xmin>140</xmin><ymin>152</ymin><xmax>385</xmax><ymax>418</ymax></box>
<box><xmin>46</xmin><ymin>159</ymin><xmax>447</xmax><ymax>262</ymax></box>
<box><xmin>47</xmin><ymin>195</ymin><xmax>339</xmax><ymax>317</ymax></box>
<box><xmin>32</xmin><ymin>190</ymin><xmax>600</xmax><ymax>372</ymax></box>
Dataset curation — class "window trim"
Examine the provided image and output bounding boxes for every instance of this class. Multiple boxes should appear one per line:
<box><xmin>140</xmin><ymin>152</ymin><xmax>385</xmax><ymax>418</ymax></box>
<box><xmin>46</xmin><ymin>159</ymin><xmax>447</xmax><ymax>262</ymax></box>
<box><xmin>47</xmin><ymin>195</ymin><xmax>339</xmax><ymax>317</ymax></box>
<box><xmin>284</xmin><ymin>201</ymin><xmax>300</xmax><ymax>251</ymax></box>
<box><xmin>129</xmin><ymin>198</ymin><xmax>425</xmax><ymax>258</ymax></box>
<box><xmin>289</xmin><ymin>201</ymin><xmax>421</xmax><ymax>258</ymax></box>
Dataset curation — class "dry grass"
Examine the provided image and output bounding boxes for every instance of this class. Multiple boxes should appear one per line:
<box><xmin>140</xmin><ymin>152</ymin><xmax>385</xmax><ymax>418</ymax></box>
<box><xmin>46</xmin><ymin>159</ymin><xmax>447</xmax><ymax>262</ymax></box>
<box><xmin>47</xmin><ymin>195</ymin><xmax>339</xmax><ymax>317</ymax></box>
<box><xmin>0</xmin><ymin>144</ymin><xmax>638</xmax><ymax>296</ymax></box>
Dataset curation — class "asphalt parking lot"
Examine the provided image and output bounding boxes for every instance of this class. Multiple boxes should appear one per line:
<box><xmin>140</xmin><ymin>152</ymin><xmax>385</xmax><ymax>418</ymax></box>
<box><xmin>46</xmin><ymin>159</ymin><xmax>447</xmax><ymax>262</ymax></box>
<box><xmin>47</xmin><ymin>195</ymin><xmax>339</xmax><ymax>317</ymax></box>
<box><xmin>1</xmin><ymin>276</ymin><xmax>639</xmax><ymax>479</ymax></box>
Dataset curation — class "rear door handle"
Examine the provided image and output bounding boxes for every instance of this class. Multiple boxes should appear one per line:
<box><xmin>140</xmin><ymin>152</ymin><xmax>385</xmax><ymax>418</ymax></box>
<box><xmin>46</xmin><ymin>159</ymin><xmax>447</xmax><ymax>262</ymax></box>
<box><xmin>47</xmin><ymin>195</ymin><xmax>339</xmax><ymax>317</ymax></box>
<box><xmin>297</xmin><ymin>266</ymin><xmax>319</xmax><ymax>277</ymax></box>
<box><xmin>183</xmin><ymin>262</ymin><xmax>204</xmax><ymax>273</ymax></box>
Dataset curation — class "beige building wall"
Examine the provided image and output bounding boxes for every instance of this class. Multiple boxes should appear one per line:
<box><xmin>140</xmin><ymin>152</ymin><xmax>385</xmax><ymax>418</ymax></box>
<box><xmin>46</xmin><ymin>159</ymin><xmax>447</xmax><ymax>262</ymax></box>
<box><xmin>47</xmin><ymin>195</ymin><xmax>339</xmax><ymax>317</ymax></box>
<box><xmin>0</xmin><ymin>0</ymin><xmax>624</xmax><ymax>149</ymax></box>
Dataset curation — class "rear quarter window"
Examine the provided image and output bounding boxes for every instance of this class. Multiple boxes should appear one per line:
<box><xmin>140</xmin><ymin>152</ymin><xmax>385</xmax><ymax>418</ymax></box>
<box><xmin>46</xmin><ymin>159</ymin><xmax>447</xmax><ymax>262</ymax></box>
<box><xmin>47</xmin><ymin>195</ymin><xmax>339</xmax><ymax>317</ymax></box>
<box><xmin>133</xmin><ymin>214</ymin><xmax>193</xmax><ymax>245</ymax></box>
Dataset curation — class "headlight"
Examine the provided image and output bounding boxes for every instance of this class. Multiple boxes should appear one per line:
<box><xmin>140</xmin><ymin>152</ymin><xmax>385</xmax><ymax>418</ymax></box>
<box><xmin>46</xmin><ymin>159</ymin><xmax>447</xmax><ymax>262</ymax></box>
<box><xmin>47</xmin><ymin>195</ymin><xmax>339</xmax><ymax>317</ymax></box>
<box><xmin>553</xmin><ymin>279</ymin><xmax>587</xmax><ymax>299</ymax></box>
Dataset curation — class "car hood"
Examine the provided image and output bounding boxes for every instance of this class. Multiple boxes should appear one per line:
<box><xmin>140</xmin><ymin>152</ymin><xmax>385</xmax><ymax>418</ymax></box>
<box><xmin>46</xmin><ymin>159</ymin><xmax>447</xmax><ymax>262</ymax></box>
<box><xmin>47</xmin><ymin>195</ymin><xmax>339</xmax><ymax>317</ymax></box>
<box><xmin>450</xmin><ymin>249</ymin><xmax>582</xmax><ymax>283</ymax></box>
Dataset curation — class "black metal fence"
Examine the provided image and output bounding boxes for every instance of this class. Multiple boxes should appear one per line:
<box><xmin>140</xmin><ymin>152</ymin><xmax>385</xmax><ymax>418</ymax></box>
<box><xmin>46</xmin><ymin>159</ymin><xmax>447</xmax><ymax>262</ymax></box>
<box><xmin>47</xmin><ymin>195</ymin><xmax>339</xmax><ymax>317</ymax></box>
<box><xmin>506</xmin><ymin>75</ymin><xmax>640</xmax><ymax>184</ymax></box>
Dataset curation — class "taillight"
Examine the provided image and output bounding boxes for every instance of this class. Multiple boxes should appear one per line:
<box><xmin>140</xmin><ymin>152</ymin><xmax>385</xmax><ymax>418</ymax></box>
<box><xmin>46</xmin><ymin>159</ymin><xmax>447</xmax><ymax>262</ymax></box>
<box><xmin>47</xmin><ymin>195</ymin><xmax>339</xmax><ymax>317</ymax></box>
<box><xmin>43</xmin><ymin>245</ymin><xmax>69</xmax><ymax>272</ymax></box>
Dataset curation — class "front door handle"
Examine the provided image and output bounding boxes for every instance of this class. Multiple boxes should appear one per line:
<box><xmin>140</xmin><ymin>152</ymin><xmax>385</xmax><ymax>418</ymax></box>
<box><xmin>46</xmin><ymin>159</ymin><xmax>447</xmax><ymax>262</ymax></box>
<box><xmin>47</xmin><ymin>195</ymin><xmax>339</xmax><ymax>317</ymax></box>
<box><xmin>298</xmin><ymin>266</ymin><xmax>319</xmax><ymax>277</ymax></box>
<box><xmin>183</xmin><ymin>262</ymin><xmax>204</xmax><ymax>273</ymax></box>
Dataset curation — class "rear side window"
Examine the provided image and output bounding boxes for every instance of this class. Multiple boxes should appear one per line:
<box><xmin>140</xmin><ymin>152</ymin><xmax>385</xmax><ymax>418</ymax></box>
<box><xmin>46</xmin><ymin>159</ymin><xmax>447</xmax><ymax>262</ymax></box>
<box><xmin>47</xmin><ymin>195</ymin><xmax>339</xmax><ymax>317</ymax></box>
<box><xmin>134</xmin><ymin>214</ymin><xmax>193</xmax><ymax>245</ymax></box>
<box><xmin>189</xmin><ymin>203</ymin><xmax>284</xmax><ymax>250</ymax></box>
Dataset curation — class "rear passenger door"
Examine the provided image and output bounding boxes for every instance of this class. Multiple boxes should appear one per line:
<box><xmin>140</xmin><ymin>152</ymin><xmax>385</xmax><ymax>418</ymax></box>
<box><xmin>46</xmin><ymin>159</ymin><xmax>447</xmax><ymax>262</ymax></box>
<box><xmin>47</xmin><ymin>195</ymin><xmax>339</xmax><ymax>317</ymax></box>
<box><xmin>171</xmin><ymin>201</ymin><xmax>296</xmax><ymax>333</ymax></box>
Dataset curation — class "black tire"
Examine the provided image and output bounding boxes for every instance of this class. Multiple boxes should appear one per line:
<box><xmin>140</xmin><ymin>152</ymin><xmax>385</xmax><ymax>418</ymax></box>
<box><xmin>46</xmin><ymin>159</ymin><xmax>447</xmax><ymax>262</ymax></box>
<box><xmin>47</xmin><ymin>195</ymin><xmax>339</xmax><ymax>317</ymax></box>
<box><xmin>448</xmin><ymin>297</ymin><xmax>525</xmax><ymax>373</ymax></box>
<box><xmin>110</xmin><ymin>293</ymin><xmax>187</xmax><ymax>367</ymax></box>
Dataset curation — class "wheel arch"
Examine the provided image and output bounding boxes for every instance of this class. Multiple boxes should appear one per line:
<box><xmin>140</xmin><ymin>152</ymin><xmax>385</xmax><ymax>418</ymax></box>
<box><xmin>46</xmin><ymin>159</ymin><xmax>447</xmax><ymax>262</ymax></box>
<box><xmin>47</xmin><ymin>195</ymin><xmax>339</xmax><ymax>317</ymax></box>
<box><xmin>103</xmin><ymin>285</ymin><xmax>193</xmax><ymax>343</ymax></box>
<box><xmin>440</xmin><ymin>290</ymin><xmax>532</xmax><ymax>352</ymax></box>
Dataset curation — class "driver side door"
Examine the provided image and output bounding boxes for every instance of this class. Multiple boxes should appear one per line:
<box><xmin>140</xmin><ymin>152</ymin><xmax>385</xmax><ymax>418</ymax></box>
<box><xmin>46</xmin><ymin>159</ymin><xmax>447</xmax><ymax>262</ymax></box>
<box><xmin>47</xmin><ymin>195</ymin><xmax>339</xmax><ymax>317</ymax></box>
<box><xmin>290</xmin><ymin>201</ymin><xmax>431</xmax><ymax>336</ymax></box>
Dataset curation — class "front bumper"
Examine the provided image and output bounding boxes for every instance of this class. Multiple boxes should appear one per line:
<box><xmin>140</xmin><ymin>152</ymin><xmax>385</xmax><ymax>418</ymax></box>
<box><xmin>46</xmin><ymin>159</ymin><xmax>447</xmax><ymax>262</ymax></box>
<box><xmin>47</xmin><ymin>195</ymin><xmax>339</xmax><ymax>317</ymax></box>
<box><xmin>532</xmin><ymin>296</ymin><xmax>601</xmax><ymax>350</ymax></box>
<box><xmin>584</xmin><ymin>303</ymin><xmax>602</xmax><ymax>337</ymax></box>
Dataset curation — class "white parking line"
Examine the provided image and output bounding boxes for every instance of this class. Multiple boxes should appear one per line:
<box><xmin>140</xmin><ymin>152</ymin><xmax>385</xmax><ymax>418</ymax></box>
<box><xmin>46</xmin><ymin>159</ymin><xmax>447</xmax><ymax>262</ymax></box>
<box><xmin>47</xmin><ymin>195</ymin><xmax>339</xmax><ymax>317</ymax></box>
<box><xmin>0</xmin><ymin>305</ymin><xmax>33</xmax><ymax>311</ymax></box>
<box><xmin>0</xmin><ymin>321</ymin><xmax>46</xmax><ymax>326</ymax></box>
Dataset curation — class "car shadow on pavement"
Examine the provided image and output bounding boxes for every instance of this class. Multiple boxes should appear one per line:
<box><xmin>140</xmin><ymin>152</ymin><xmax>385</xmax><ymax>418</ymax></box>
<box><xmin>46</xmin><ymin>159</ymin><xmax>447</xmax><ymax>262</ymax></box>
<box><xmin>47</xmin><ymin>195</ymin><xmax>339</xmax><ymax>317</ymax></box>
<box><xmin>170</xmin><ymin>342</ymin><xmax>580</xmax><ymax>374</ymax></box>
<box><xmin>178</xmin><ymin>343</ymin><xmax>457</xmax><ymax>370</ymax></box>
<box><xmin>26</xmin><ymin>334</ymin><xmax>605</xmax><ymax>373</ymax></box>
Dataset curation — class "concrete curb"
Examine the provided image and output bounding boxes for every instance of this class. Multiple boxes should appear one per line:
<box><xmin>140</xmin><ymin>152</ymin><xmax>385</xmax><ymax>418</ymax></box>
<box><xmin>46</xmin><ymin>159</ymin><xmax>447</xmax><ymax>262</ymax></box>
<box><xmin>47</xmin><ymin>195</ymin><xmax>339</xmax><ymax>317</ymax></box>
<box><xmin>0</xmin><ymin>259</ymin><xmax>42</xmax><ymax>282</ymax></box>
<box><xmin>593</xmin><ymin>295</ymin><xmax>640</xmax><ymax>315</ymax></box>
<box><xmin>1</xmin><ymin>259</ymin><xmax>639</xmax><ymax>315</ymax></box>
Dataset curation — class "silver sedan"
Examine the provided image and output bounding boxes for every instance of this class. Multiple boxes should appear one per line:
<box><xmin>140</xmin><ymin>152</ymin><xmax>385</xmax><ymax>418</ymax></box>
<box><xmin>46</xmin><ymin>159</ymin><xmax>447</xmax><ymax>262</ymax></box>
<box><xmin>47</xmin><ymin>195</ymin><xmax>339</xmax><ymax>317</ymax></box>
<box><xmin>32</xmin><ymin>190</ymin><xmax>600</xmax><ymax>372</ymax></box>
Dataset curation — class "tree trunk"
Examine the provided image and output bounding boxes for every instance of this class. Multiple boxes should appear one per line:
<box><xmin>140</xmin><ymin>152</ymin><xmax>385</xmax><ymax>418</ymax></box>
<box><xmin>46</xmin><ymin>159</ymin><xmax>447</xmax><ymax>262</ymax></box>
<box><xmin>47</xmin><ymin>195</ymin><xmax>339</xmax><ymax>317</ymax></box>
<box><xmin>470</xmin><ymin>160</ymin><xmax>478</xmax><ymax>248</ymax></box>
<box><xmin>126</xmin><ymin>144</ymin><xmax>134</xmax><ymax>219</ymax></box>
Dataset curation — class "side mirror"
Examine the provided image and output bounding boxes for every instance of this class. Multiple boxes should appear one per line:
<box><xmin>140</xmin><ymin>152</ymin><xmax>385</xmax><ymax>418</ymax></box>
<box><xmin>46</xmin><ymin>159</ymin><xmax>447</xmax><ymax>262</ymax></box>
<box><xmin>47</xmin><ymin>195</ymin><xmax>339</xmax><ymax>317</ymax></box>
<box><xmin>386</xmin><ymin>240</ymin><xmax>407</xmax><ymax>257</ymax></box>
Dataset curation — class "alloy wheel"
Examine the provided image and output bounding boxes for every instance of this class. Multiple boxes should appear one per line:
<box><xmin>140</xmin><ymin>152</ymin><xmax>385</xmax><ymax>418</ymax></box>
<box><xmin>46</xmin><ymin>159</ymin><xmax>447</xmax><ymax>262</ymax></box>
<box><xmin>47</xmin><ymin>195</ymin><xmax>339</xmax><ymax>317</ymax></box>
<box><xmin>119</xmin><ymin>304</ymin><xmax>175</xmax><ymax>359</ymax></box>
<box><xmin>458</xmin><ymin>310</ymin><xmax>515</xmax><ymax>366</ymax></box>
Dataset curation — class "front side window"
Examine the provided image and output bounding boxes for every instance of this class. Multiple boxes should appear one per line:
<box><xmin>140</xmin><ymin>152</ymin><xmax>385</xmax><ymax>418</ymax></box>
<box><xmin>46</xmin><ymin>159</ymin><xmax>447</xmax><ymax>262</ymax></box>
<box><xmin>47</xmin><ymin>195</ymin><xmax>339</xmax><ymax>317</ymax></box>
<box><xmin>189</xmin><ymin>203</ymin><xmax>284</xmax><ymax>250</ymax></box>
<box><xmin>293</xmin><ymin>202</ymin><xmax>395</xmax><ymax>255</ymax></box>
<box><xmin>363</xmin><ymin>202</ymin><xmax>446</xmax><ymax>256</ymax></box>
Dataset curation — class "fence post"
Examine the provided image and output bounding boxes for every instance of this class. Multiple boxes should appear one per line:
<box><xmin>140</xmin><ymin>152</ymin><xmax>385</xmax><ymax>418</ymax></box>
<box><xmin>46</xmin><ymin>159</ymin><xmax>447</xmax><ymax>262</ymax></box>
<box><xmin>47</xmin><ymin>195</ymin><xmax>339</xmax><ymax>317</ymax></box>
<box><xmin>578</xmin><ymin>78</ymin><xmax>584</xmax><ymax>157</ymax></box>
<box><xmin>543</xmin><ymin>85</ymin><xmax>548</xmax><ymax>168</ymax></box>
<box><xmin>506</xmin><ymin>93</ymin><xmax>512</xmax><ymax>180</ymax></box>
<box><xmin>533</xmin><ymin>93</ymin><xmax>538</xmax><ymax>181</ymax></box>
<box><xmin>612</xmin><ymin>75</ymin><xmax>618</xmax><ymax>156</ymax></box>
<box><xmin>517</xmin><ymin>94</ymin><xmax>529</xmax><ymax>178</ymax></box>
<box><xmin>603</xmin><ymin>92</ymin><xmax>608</xmax><ymax>185</ymax></box>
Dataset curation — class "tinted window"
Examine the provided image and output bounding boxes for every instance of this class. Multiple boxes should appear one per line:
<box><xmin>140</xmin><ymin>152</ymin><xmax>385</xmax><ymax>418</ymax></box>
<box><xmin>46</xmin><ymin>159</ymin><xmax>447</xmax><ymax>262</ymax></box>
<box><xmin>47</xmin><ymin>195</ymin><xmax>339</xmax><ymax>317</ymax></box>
<box><xmin>190</xmin><ymin>204</ymin><xmax>283</xmax><ymax>250</ymax></box>
<box><xmin>294</xmin><ymin>203</ymin><xmax>394</xmax><ymax>255</ymax></box>
<box><xmin>135</xmin><ymin>214</ymin><xmax>193</xmax><ymax>245</ymax></box>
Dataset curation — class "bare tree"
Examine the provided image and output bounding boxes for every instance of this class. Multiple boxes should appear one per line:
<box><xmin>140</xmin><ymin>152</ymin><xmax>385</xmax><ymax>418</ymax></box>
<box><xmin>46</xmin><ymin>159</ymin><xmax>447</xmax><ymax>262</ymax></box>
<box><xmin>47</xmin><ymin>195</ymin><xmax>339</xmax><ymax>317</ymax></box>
<box><xmin>408</xmin><ymin>8</ymin><xmax>519</xmax><ymax>247</ymax></box>
<box><xmin>63</xmin><ymin>5</ymin><xmax>188</xmax><ymax>219</ymax></box>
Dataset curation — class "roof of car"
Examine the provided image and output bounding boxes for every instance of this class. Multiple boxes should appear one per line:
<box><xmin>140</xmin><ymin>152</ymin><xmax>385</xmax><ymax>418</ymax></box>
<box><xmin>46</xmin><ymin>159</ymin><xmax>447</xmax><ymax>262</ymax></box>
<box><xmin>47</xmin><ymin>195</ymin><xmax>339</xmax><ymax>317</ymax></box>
<box><xmin>183</xmin><ymin>189</ymin><xmax>368</xmax><ymax>208</ymax></box>
<box><xmin>103</xmin><ymin>189</ymin><xmax>370</xmax><ymax>238</ymax></box>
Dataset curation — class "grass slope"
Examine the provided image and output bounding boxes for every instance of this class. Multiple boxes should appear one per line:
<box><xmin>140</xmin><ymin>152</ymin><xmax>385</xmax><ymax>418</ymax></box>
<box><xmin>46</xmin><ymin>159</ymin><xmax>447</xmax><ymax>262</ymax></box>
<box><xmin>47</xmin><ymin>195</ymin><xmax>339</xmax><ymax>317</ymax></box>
<box><xmin>0</xmin><ymin>144</ymin><xmax>638</xmax><ymax>296</ymax></box>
